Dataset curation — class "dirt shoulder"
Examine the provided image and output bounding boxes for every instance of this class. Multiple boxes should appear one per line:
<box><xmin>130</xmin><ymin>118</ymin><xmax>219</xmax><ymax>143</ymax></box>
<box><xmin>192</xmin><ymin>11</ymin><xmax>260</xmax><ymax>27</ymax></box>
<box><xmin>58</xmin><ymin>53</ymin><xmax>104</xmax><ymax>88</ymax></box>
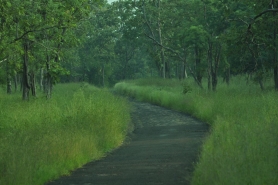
<box><xmin>45</xmin><ymin>99</ymin><xmax>209</xmax><ymax>185</ymax></box>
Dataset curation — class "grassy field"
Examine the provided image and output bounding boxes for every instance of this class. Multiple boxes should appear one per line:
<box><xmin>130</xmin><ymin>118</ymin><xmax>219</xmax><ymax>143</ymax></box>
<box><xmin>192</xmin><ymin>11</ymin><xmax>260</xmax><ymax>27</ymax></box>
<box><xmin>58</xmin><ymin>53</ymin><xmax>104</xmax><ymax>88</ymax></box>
<box><xmin>114</xmin><ymin>77</ymin><xmax>278</xmax><ymax>185</ymax></box>
<box><xmin>0</xmin><ymin>83</ymin><xmax>130</xmax><ymax>185</ymax></box>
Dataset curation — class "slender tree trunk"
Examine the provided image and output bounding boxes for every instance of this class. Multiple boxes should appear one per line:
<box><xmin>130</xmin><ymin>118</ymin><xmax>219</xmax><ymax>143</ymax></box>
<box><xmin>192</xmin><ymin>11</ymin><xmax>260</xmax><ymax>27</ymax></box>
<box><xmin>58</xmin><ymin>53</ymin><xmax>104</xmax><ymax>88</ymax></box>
<box><xmin>42</xmin><ymin>3</ymin><xmax>52</xmax><ymax>98</ymax></box>
<box><xmin>189</xmin><ymin>66</ymin><xmax>203</xmax><ymax>89</ymax></box>
<box><xmin>30</xmin><ymin>72</ymin><xmax>36</xmax><ymax>97</ymax></box>
<box><xmin>207</xmin><ymin>40</ymin><xmax>212</xmax><ymax>91</ymax></box>
<box><xmin>273</xmin><ymin>12</ymin><xmax>278</xmax><ymax>90</ymax></box>
<box><xmin>179</xmin><ymin>61</ymin><xmax>187</xmax><ymax>79</ymax></box>
<box><xmin>184</xmin><ymin>65</ymin><xmax>188</xmax><ymax>79</ymax></box>
<box><xmin>259</xmin><ymin>79</ymin><xmax>265</xmax><ymax>91</ymax></box>
<box><xmin>22</xmin><ymin>40</ymin><xmax>30</xmax><ymax>100</ymax></box>
<box><xmin>207</xmin><ymin>69</ymin><xmax>211</xmax><ymax>91</ymax></box>
<box><xmin>212</xmin><ymin>43</ymin><xmax>221</xmax><ymax>91</ymax></box>
<box><xmin>13</xmin><ymin>20</ymin><xmax>19</xmax><ymax>93</ymax></box>
<box><xmin>157</xmin><ymin>0</ymin><xmax>166</xmax><ymax>79</ymax></box>
<box><xmin>212</xmin><ymin>71</ymin><xmax>218</xmax><ymax>91</ymax></box>
<box><xmin>195</xmin><ymin>46</ymin><xmax>203</xmax><ymax>84</ymax></box>
<box><xmin>165</xmin><ymin>60</ymin><xmax>170</xmax><ymax>78</ymax></box>
<box><xmin>183</xmin><ymin>49</ymin><xmax>188</xmax><ymax>79</ymax></box>
<box><xmin>20</xmin><ymin>75</ymin><xmax>23</xmax><ymax>92</ymax></box>
<box><xmin>223</xmin><ymin>67</ymin><xmax>230</xmax><ymax>86</ymax></box>
<box><xmin>14</xmin><ymin>73</ymin><xmax>18</xmax><ymax>92</ymax></box>
<box><xmin>45</xmin><ymin>51</ymin><xmax>52</xmax><ymax>99</ymax></box>
<box><xmin>40</xmin><ymin>68</ymin><xmax>44</xmax><ymax>91</ymax></box>
<box><xmin>6</xmin><ymin>58</ymin><xmax>12</xmax><ymax>94</ymax></box>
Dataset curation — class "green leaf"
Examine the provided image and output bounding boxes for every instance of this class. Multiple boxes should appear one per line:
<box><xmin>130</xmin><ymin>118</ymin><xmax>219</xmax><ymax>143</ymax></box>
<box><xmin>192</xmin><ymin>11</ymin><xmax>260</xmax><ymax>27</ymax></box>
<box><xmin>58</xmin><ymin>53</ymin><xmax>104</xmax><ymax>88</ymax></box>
<box><xmin>6</xmin><ymin>2</ymin><xmax>12</xmax><ymax>7</ymax></box>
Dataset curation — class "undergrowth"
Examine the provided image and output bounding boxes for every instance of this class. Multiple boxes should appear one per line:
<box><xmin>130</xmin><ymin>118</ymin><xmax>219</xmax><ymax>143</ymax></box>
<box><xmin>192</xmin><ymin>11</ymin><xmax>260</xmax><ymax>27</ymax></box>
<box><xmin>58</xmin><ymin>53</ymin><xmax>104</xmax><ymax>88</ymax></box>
<box><xmin>114</xmin><ymin>77</ymin><xmax>278</xmax><ymax>185</ymax></box>
<box><xmin>0</xmin><ymin>83</ymin><xmax>130</xmax><ymax>185</ymax></box>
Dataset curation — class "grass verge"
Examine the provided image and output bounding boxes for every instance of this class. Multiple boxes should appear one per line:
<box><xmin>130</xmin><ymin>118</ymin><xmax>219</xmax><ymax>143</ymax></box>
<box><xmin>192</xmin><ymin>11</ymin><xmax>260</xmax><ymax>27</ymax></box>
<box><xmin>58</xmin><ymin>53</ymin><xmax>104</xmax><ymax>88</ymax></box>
<box><xmin>114</xmin><ymin>77</ymin><xmax>278</xmax><ymax>185</ymax></box>
<box><xmin>0</xmin><ymin>83</ymin><xmax>130</xmax><ymax>185</ymax></box>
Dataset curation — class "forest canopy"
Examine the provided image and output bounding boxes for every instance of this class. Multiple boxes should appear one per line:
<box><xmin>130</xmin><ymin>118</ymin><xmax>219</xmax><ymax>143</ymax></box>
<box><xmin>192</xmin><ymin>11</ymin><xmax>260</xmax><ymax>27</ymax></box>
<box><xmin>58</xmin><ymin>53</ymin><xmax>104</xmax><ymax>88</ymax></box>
<box><xmin>0</xmin><ymin>0</ymin><xmax>278</xmax><ymax>99</ymax></box>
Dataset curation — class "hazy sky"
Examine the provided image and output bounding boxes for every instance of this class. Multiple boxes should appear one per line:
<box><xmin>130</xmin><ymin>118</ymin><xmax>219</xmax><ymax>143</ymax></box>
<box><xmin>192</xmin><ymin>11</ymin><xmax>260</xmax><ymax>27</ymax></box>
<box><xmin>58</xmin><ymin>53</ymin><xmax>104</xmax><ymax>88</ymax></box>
<box><xmin>107</xmin><ymin>0</ymin><xmax>117</xmax><ymax>3</ymax></box>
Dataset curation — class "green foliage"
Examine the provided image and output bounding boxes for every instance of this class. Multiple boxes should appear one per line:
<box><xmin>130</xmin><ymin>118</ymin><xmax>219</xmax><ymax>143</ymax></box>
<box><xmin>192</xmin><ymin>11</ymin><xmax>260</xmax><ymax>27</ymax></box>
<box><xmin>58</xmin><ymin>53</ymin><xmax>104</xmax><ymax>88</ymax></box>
<box><xmin>114</xmin><ymin>77</ymin><xmax>278</xmax><ymax>185</ymax></box>
<box><xmin>182</xmin><ymin>82</ymin><xmax>192</xmax><ymax>94</ymax></box>
<box><xmin>1</xmin><ymin>0</ymin><xmax>278</xmax><ymax>93</ymax></box>
<box><xmin>0</xmin><ymin>83</ymin><xmax>130</xmax><ymax>185</ymax></box>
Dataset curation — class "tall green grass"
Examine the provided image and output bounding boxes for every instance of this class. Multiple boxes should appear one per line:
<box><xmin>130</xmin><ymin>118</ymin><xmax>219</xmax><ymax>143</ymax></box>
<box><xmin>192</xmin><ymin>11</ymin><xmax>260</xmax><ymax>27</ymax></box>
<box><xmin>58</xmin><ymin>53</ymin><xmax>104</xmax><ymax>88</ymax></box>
<box><xmin>0</xmin><ymin>83</ymin><xmax>130</xmax><ymax>185</ymax></box>
<box><xmin>114</xmin><ymin>77</ymin><xmax>278</xmax><ymax>185</ymax></box>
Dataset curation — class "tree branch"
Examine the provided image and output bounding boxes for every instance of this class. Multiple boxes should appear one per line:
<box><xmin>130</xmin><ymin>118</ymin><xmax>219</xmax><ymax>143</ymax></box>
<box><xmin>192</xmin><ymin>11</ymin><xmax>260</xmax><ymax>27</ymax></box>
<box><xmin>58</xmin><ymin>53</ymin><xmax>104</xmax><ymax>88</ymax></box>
<box><xmin>10</xmin><ymin>26</ymin><xmax>68</xmax><ymax>44</ymax></box>
<box><xmin>144</xmin><ymin>33</ymin><xmax>184</xmax><ymax>61</ymax></box>
<box><xmin>248</xmin><ymin>9</ymin><xmax>278</xmax><ymax>30</ymax></box>
<box><xmin>145</xmin><ymin>33</ymin><xmax>203</xmax><ymax>88</ymax></box>
<box><xmin>141</xmin><ymin>1</ymin><xmax>156</xmax><ymax>39</ymax></box>
<box><xmin>0</xmin><ymin>58</ymin><xmax>7</xmax><ymax>64</ymax></box>
<box><xmin>253</xmin><ymin>9</ymin><xmax>278</xmax><ymax>20</ymax></box>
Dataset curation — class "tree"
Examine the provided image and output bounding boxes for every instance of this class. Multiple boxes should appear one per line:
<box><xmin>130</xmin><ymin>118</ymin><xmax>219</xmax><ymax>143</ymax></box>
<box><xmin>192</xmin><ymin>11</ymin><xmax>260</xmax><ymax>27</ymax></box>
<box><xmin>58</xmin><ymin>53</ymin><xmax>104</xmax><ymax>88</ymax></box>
<box><xmin>0</xmin><ymin>0</ymin><xmax>102</xmax><ymax>99</ymax></box>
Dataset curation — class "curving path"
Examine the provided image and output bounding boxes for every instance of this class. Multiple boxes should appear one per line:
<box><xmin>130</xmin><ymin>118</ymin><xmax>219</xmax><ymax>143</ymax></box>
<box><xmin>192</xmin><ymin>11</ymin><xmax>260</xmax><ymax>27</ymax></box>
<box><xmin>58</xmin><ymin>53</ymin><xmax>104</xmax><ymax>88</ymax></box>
<box><xmin>45</xmin><ymin>100</ymin><xmax>209</xmax><ymax>185</ymax></box>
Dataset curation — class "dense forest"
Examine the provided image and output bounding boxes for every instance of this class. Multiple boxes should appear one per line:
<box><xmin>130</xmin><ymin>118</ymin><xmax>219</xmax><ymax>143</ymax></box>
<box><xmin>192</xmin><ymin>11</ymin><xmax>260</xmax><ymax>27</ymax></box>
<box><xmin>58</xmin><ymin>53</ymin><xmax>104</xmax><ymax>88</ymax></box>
<box><xmin>0</xmin><ymin>0</ymin><xmax>278</xmax><ymax>99</ymax></box>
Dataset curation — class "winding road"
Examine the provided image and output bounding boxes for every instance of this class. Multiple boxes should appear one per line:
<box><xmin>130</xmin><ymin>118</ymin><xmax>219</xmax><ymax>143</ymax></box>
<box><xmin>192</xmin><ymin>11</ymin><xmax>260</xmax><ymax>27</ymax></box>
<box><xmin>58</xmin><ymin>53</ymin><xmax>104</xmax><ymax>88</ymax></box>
<box><xmin>45</xmin><ymin>100</ymin><xmax>209</xmax><ymax>185</ymax></box>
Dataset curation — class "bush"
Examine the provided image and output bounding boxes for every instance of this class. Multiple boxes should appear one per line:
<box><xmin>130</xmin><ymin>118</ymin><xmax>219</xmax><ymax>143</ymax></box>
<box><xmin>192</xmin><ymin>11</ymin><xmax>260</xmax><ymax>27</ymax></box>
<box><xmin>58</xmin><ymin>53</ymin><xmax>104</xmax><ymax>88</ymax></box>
<box><xmin>0</xmin><ymin>83</ymin><xmax>130</xmax><ymax>185</ymax></box>
<box><xmin>114</xmin><ymin>77</ymin><xmax>278</xmax><ymax>185</ymax></box>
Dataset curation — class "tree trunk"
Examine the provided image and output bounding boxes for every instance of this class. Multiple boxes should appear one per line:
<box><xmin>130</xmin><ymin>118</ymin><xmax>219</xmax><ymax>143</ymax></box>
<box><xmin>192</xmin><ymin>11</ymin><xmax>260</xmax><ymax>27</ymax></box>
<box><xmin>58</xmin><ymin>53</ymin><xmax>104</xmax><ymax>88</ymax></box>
<box><xmin>165</xmin><ymin>60</ymin><xmax>170</xmax><ymax>78</ymax></box>
<box><xmin>22</xmin><ymin>40</ymin><xmax>30</xmax><ymax>100</ymax></box>
<box><xmin>207</xmin><ymin>69</ymin><xmax>211</xmax><ymax>91</ymax></box>
<box><xmin>212</xmin><ymin>43</ymin><xmax>221</xmax><ymax>91</ymax></box>
<box><xmin>195</xmin><ymin>46</ymin><xmax>203</xmax><ymax>84</ymax></box>
<box><xmin>184</xmin><ymin>66</ymin><xmax>188</xmax><ymax>79</ymax></box>
<box><xmin>207</xmin><ymin>40</ymin><xmax>212</xmax><ymax>91</ymax></box>
<box><xmin>259</xmin><ymin>79</ymin><xmax>265</xmax><ymax>91</ymax></box>
<box><xmin>157</xmin><ymin>0</ymin><xmax>166</xmax><ymax>79</ymax></box>
<box><xmin>189</xmin><ymin>66</ymin><xmax>203</xmax><ymax>89</ymax></box>
<box><xmin>14</xmin><ymin>73</ymin><xmax>18</xmax><ymax>92</ymax></box>
<box><xmin>30</xmin><ymin>72</ymin><xmax>36</xmax><ymax>97</ymax></box>
<box><xmin>40</xmin><ymin>68</ymin><xmax>44</xmax><ymax>91</ymax></box>
<box><xmin>45</xmin><ymin>52</ymin><xmax>52</xmax><ymax>99</ymax></box>
<box><xmin>20</xmin><ymin>75</ymin><xmax>23</xmax><ymax>92</ymax></box>
<box><xmin>224</xmin><ymin>67</ymin><xmax>230</xmax><ymax>86</ymax></box>
<box><xmin>212</xmin><ymin>71</ymin><xmax>218</xmax><ymax>91</ymax></box>
<box><xmin>273</xmin><ymin>12</ymin><xmax>278</xmax><ymax>90</ymax></box>
<box><xmin>6</xmin><ymin>58</ymin><xmax>12</xmax><ymax>94</ymax></box>
<box><xmin>183</xmin><ymin>49</ymin><xmax>188</xmax><ymax>79</ymax></box>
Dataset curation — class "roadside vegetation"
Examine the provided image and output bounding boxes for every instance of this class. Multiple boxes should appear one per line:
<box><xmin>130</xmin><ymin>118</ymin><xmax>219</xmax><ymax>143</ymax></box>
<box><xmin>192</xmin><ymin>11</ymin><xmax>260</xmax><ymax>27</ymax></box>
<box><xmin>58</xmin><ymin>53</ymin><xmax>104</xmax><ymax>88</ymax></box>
<box><xmin>114</xmin><ymin>77</ymin><xmax>278</xmax><ymax>185</ymax></box>
<box><xmin>0</xmin><ymin>83</ymin><xmax>130</xmax><ymax>185</ymax></box>
<box><xmin>0</xmin><ymin>1</ymin><xmax>277</xmax><ymax>184</ymax></box>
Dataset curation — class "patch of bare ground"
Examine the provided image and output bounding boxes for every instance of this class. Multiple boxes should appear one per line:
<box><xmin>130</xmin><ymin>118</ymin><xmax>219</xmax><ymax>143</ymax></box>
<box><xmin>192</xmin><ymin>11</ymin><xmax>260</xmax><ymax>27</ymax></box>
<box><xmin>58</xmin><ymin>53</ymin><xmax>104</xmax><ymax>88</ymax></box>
<box><xmin>45</xmin><ymin>100</ymin><xmax>209</xmax><ymax>185</ymax></box>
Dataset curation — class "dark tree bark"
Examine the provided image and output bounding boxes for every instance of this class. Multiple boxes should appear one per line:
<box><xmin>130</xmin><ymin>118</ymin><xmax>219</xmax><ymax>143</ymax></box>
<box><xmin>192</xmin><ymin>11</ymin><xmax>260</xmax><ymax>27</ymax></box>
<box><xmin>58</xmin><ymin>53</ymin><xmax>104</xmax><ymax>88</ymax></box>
<box><xmin>30</xmin><ymin>72</ymin><xmax>36</xmax><ymax>97</ymax></box>
<box><xmin>212</xmin><ymin>43</ymin><xmax>221</xmax><ymax>91</ymax></box>
<box><xmin>45</xmin><ymin>51</ymin><xmax>52</xmax><ymax>99</ymax></box>
<box><xmin>182</xmin><ymin>49</ymin><xmax>188</xmax><ymax>79</ymax></box>
<box><xmin>143</xmin><ymin>0</ymin><xmax>167</xmax><ymax>78</ymax></box>
<box><xmin>22</xmin><ymin>40</ymin><xmax>30</xmax><ymax>100</ymax></box>
<box><xmin>40</xmin><ymin>68</ymin><xmax>44</xmax><ymax>91</ymax></box>
<box><xmin>207</xmin><ymin>38</ymin><xmax>221</xmax><ymax>91</ymax></box>
<box><xmin>207</xmin><ymin>40</ymin><xmax>212</xmax><ymax>91</ymax></box>
<box><xmin>195</xmin><ymin>46</ymin><xmax>203</xmax><ymax>84</ymax></box>
<box><xmin>247</xmin><ymin>1</ymin><xmax>278</xmax><ymax>90</ymax></box>
<box><xmin>14</xmin><ymin>74</ymin><xmax>18</xmax><ymax>92</ymax></box>
<box><xmin>6</xmin><ymin>58</ymin><xmax>12</xmax><ymax>94</ymax></box>
<box><xmin>223</xmin><ymin>67</ymin><xmax>230</xmax><ymax>86</ymax></box>
<box><xmin>259</xmin><ymin>78</ymin><xmax>265</xmax><ymax>91</ymax></box>
<box><xmin>273</xmin><ymin>12</ymin><xmax>278</xmax><ymax>90</ymax></box>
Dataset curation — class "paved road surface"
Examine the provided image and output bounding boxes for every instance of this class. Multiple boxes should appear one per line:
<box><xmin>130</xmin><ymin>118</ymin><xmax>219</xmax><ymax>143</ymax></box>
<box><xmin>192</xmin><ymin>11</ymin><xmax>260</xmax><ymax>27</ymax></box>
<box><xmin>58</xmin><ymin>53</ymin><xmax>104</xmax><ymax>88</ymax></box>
<box><xmin>45</xmin><ymin>100</ymin><xmax>209</xmax><ymax>185</ymax></box>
